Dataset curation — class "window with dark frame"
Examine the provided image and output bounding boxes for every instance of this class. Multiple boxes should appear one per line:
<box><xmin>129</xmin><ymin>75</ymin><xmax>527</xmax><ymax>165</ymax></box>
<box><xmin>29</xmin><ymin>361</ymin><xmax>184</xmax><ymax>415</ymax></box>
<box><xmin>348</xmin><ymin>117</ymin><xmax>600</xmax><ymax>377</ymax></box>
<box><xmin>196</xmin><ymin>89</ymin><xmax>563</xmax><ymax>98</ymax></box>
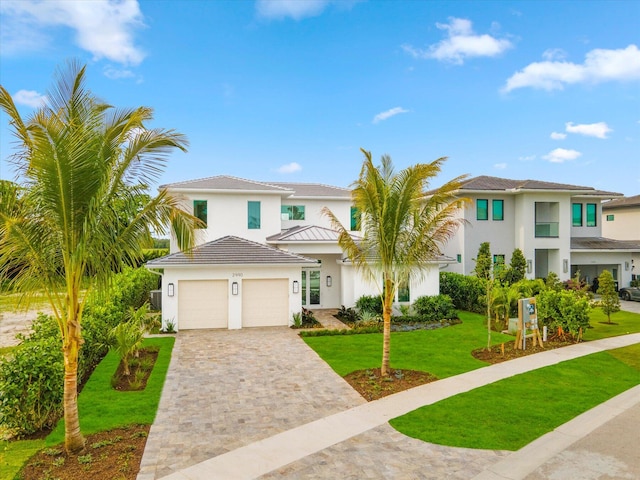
<box><xmin>193</xmin><ymin>200</ymin><xmax>207</xmax><ymax>228</ymax></box>
<box><xmin>572</xmin><ymin>203</ymin><xmax>583</xmax><ymax>227</ymax></box>
<box><xmin>586</xmin><ymin>203</ymin><xmax>597</xmax><ymax>227</ymax></box>
<box><xmin>248</xmin><ymin>201</ymin><xmax>261</xmax><ymax>229</ymax></box>
<box><xmin>492</xmin><ymin>199</ymin><xmax>504</xmax><ymax>221</ymax></box>
<box><xmin>477</xmin><ymin>199</ymin><xmax>488</xmax><ymax>221</ymax></box>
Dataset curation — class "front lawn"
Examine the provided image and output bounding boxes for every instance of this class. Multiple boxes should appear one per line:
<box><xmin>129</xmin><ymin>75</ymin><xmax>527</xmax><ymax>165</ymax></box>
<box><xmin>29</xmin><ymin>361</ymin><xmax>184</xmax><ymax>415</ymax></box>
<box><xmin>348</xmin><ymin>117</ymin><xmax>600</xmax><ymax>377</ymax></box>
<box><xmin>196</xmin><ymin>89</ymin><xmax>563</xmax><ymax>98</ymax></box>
<box><xmin>583</xmin><ymin>309</ymin><xmax>640</xmax><ymax>340</ymax></box>
<box><xmin>390</xmin><ymin>343</ymin><xmax>640</xmax><ymax>450</ymax></box>
<box><xmin>303</xmin><ymin>312</ymin><xmax>512</xmax><ymax>378</ymax></box>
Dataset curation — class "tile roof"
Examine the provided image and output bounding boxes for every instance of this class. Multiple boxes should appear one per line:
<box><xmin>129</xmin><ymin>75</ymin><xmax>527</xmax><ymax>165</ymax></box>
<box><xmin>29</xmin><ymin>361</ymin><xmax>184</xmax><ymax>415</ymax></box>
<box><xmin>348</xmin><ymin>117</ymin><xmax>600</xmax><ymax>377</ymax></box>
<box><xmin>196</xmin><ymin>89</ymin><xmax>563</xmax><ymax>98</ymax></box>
<box><xmin>160</xmin><ymin>176</ymin><xmax>293</xmax><ymax>193</ymax></box>
<box><xmin>571</xmin><ymin>237</ymin><xmax>640</xmax><ymax>250</ymax></box>
<box><xmin>458</xmin><ymin>176</ymin><xmax>621</xmax><ymax>196</ymax></box>
<box><xmin>269</xmin><ymin>182</ymin><xmax>351</xmax><ymax>198</ymax></box>
<box><xmin>146</xmin><ymin>236</ymin><xmax>318</xmax><ymax>267</ymax></box>
<box><xmin>267</xmin><ymin>225</ymin><xmax>361</xmax><ymax>243</ymax></box>
<box><xmin>602</xmin><ymin>194</ymin><xmax>640</xmax><ymax>210</ymax></box>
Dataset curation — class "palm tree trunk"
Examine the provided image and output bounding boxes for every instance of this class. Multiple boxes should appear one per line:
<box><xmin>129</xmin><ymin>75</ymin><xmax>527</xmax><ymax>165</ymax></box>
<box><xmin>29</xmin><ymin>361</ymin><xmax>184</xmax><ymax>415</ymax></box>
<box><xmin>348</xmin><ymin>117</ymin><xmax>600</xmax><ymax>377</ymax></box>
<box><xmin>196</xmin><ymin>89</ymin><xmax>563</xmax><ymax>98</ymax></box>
<box><xmin>381</xmin><ymin>277</ymin><xmax>393</xmax><ymax>376</ymax></box>
<box><xmin>63</xmin><ymin>307</ymin><xmax>85</xmax><ymax>454</ymax></box>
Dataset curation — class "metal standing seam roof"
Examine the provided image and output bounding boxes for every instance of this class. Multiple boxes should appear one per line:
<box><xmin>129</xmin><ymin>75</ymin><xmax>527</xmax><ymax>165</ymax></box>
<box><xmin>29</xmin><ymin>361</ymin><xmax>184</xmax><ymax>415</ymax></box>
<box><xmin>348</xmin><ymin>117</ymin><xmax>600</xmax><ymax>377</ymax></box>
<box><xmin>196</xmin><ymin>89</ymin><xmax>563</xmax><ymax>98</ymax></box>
<box><xmin>269</xmin><ymin>182</ymin><xmax>351</xmax><ymax>198</ymax></box>
<box><xmin>571</xmin><ymin>237</ymin><xmax>640</xmax><ymax>250</ymax></box>
<box><xmin>457</xmin><ymin>175</ymin><xmax>621</xmax><ymax>196</ymax></box>
<box><xmin>602</xmin><ymin>194</ymin><xmax>640</xmax><ymax>210</ymax></box>
<box><xmin>266</xmin><ymin>225</ymin><xmax>362</xmax><ymax>243</ymax></box>
<box><xmin>145</xmin><ymin>236</ymin><xmax>318</xmax><ymax>267</ymax></box>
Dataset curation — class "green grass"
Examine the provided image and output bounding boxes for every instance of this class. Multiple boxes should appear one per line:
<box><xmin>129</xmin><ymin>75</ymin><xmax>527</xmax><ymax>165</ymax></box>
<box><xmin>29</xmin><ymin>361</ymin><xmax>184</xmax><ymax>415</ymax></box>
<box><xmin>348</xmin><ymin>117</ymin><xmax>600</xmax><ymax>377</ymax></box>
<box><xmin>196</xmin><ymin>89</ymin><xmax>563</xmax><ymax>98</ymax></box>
<box><xmin>0</xmin><ymin>346</ymin><xmax>15</xmax><ymax>357</ymax></box>
<box><xmin>390</xmin><ymin>344</ymin><xmax>640</xmax><ymax>451</ymax></box>
<box><xmin>0</xmin><ymin>438</ymin><xmax>46</xmax><ymax>480</ymax></box>
<box><xmin>583</xmin><ymin>309</ymin><xmax>640</xmax><ymax>340</ymax></box>
<box><xmin>46</xmin><ymin>336</ymin><xmax>174</xmax><ymax>445</ymax></box>
<box><xmin>303</xmin><ymin>312</ymin><xmax>512</xmax><ymax>378</ymax></box>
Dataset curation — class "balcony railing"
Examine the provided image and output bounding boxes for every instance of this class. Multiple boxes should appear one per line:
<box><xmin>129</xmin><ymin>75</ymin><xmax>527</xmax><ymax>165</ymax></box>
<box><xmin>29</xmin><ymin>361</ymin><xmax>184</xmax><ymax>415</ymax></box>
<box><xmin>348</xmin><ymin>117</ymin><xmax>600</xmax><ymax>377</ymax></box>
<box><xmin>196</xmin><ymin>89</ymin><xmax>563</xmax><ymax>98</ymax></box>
<box><xmin>535</xmin><ymin>222</ymin><xmax>559</xmax><ymax>237</ymax></box>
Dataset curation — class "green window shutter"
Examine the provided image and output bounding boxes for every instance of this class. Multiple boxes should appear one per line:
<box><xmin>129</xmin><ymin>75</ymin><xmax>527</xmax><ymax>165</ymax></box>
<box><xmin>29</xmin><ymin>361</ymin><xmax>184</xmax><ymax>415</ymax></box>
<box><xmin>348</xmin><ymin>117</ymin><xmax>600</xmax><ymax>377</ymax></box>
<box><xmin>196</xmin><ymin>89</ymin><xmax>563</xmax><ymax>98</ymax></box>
<box><xmin>248</xmin><ymin>201</ymin><xmax>261</xmax><ymax>229</ymax></box>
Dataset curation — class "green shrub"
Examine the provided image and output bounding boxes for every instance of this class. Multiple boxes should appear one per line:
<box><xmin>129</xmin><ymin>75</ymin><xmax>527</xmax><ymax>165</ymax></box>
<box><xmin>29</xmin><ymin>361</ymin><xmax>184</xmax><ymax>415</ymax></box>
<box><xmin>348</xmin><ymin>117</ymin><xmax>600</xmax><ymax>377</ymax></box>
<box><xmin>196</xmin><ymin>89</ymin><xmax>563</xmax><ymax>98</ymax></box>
<box><xmin>0</xmin><ymin>337</ymin><xmax>64</xmax><ymax>435</ymax></box>
<box><xmin>355</xmin><ymin>295</ymin><xmax>383</xmax><ymax>315</ymax></box>
<box><xmin>439</xmin><ymin>272</ymin><xmax>486</xmax><ymax>313</ymax></box>
<box><xmin>536</xmin><ymin>289</ymin><xmax>591</xmax><ymax>336</ymax></box>
<box><xmin>335</xmin><ymin>305</ymin><xmax>360</xmax><ymax>323</ymax></box>
<box><xmin>411</xmin><ymin>294</ymin><xmax>457</xmax><ymax>321</ymax></box>
<box><xmin>0</xmin><ymin>267</ymin><xmax>159</xmax><ymax>436</ymax></box>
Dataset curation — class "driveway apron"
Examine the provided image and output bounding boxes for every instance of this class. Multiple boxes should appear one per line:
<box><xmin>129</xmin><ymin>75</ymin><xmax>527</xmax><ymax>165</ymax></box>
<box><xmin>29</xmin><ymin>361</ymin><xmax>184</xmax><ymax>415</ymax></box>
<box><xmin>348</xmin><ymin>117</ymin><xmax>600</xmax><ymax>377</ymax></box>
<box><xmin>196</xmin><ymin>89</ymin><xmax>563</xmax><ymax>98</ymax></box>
<box><xmin>137</xmin><ymin>328</ymin><xmax>365</xmax><ymax>480</ymax></box>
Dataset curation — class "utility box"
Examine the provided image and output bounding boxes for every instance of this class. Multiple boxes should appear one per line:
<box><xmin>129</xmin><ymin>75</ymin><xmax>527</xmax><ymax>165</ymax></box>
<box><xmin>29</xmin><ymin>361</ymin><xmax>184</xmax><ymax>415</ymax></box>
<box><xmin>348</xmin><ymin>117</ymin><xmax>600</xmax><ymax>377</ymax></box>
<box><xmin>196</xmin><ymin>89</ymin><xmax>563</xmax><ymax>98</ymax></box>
<box><xmin>150</xmin><ymin>290</ymin><xmax>162</xmax><ymax>311</ymax></box>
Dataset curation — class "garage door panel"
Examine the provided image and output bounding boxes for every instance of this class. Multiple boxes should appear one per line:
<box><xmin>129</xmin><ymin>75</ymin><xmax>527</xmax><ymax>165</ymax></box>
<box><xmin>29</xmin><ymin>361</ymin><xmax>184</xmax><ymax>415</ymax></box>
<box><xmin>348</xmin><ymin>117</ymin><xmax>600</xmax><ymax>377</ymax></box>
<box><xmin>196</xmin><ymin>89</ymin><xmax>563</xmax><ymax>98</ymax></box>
<box><xmin>242</xmin><ymin>279</ymin><xmax>288</xmax><ymax>327</ymax></box>
<box><xmin>178</xmin><ymin>280</ymin><xmax>228</xmax><ymax>329</ymax></box>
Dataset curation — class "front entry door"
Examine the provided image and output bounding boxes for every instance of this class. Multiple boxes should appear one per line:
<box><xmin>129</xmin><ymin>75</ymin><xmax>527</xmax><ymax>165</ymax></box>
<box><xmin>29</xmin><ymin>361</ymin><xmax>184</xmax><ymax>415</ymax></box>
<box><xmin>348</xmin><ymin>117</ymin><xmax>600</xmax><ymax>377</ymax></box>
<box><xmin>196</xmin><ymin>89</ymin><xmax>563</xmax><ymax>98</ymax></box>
<box><xmin>302</xmin><ymin>270</ymin><xmax>321</xmax><ymax>306</ymax></box>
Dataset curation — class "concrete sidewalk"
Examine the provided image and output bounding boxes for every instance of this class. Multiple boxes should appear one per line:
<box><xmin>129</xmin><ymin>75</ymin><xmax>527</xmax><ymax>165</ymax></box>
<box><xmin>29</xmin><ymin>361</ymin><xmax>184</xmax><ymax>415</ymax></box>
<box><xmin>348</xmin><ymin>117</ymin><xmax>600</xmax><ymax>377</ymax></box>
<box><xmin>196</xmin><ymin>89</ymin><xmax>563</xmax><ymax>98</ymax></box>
<box><xmin>157</xmin><ymin>333</ymin><xmax>640</xmax><ymax>480</ymax></box>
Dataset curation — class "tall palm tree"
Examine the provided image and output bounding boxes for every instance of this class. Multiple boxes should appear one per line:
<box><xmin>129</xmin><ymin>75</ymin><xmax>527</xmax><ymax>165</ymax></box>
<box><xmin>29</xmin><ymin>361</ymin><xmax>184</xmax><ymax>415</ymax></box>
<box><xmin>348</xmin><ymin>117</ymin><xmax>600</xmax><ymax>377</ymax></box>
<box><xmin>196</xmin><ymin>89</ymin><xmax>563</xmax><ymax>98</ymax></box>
<box><xmin>0</xmin><ymin>61</ymin><xmax>198</xmax><ymax>453</ymax></box>
<box><xmin>323</xmin><ymin>149</ymin><xmax>466</xmax><ymax>376</ymax></box>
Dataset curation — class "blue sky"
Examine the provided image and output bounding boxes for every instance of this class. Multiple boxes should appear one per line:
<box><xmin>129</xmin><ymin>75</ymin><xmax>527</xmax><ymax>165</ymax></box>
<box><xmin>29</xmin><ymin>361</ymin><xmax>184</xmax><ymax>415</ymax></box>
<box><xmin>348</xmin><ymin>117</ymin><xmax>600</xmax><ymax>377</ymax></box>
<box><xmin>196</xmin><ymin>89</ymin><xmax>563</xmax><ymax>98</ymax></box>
<box><xmin>1</xmin><ymin>0</ymin><xmax>639</xmax><ymax>195</ymax></box>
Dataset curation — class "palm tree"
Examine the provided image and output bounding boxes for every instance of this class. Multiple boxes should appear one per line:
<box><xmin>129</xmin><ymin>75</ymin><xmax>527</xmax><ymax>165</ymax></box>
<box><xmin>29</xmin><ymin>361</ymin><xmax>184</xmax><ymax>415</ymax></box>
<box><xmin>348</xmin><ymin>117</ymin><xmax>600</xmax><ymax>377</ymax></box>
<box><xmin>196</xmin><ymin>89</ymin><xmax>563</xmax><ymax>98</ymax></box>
<box><xmin>323</xmin><ymin>149</ymin><xmax>466</xmax><ymax>375</ymax></box>
<box><xmin>0</xmin><ymin>61</ymin><xmax>199</xmax><ymax>453</ymax></box>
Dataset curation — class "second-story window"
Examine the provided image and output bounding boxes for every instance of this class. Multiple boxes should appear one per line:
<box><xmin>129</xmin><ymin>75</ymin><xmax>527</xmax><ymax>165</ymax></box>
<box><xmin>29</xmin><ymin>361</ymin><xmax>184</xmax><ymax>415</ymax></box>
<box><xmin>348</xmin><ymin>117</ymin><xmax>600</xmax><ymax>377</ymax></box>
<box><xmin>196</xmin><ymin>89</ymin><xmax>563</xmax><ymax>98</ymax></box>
<box><xmin>193</xmin><ymin>200</ymin><xmax>207</xmax><ymax>228</ymax></box>
<box><xmin>606</xmin><ymin>214</ymin><xmax>615</xmax><ymax>221</ymax></box>
<box><xmin>248</xmin><ymin>201</ymin><xmax>261</xmax><ymax>229</ymax></box>
<box><xmin>350</xmin><ymin>206</ymin><xmax>361</xmax><ymax>231</ymax></box>
<box><xmin>492</xmin><ymin>199</ymin><xmax>504</xmax><ymax>221</ymax></box>
<box><xmin>572</xmin><ymin>203</ymin><xmax>583</xmax><ymax>227</ymax></box>
<box><xmin>586</xmin><ymin>203</ymin><xmax>597</xmax><ymax>227</ymax></box>
<box><xmin>477</xmin><ymin>199</ymin><xmax>488</xmax><ymax>220</ymax></box>
<box><xmin>281</xmin><ymin>205</ymin><xmax>305</xmax><ymax>220</ymax></box>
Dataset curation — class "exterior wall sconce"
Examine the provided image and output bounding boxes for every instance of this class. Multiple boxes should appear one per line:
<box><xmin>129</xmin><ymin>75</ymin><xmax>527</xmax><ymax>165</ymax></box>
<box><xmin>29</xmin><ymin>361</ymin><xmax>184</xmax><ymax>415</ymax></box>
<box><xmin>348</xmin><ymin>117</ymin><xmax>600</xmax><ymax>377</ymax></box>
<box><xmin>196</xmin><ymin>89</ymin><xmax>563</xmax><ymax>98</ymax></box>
<box><xmin>326</xmin><ymin>275</ymin><xmax>332</xmax><ymax>287</ymax></box>
<box><xmin>625</xmin><ymin>261</ymin><xmax>630</xmax><ymax>271</ymax></box>
<box><xmin>293</xmin><ymin>280</ymin><xmax>299</xmax><ymax>294</ymax></box>
<box><xmin>168</xmin><ymin>283</ymin><xmax>175</xmax><ymax>297</ymax></box>
<box><xmin>563</xmin><ymin>259</ymin><xmax>569</xmax><ymax>273</ymax></box>
<box><xmin>232</xmin><ymin>282</ymin><xmax>239</xmax><ymax>295</ymax></box>
<box><xmin>526</xmin><ymin>260</ymin><xmax>532</xmax><ymax>274</ymax></box>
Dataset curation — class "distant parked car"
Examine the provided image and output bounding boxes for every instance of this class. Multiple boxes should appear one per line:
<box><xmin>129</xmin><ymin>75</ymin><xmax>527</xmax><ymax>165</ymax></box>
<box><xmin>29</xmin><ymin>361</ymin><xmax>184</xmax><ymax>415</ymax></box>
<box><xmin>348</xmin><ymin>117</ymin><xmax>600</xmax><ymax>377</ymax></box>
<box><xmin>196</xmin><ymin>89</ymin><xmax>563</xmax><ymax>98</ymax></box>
<box><xmin>619</xmin><ymin>286</ymin><xmax>640</xmax><ymax>302</ymax></box>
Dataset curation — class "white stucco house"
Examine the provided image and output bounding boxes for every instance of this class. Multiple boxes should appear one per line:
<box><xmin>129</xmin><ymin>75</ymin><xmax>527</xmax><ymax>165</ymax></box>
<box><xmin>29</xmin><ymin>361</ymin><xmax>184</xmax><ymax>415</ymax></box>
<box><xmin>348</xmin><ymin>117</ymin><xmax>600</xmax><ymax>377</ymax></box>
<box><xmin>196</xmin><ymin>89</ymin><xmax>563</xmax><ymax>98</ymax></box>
<box><xmin>440</xmin><ymin>176</ymin><xmax>640</xmax><ymax>289</ymax></box>
<box><xmin>602</xmin><ymin>194</ymin><xmax>640</xmax><ymax>282</ymax></box>
<box><xmin>147</xmin><ymin>176</ymin><xmax>451</xmax><ymax>330</ymax></box>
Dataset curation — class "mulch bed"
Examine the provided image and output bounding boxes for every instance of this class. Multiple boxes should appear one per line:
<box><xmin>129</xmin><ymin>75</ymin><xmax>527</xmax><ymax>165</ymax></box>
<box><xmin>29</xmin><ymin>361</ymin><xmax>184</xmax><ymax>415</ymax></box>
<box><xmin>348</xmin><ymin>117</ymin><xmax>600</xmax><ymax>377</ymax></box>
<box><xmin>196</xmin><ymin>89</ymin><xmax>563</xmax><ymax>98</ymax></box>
<box><xmin>343</xmin><ymin>368</ymin><xmax>438</xmax><ymax>401</ymax></box>
<box><xmin>111</xmin><ymin>348</ymin><xmax>158</xmax><ymax>391</ymax></box>
<box><xmin>471</xmin><ymin>337</ymin><xmax>578</xmax><ymax>364</ymax></box>
<box><xmin>19</xmin><ymin>424</ymin><xmax>150</xmax><ymax>480</ymax></box>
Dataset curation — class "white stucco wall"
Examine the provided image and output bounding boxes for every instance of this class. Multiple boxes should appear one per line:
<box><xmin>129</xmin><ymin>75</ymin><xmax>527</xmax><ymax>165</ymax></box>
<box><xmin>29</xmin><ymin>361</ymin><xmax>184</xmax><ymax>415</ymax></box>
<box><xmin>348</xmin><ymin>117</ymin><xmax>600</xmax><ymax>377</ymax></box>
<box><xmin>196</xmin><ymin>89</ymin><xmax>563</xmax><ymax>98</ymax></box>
<box><xmin>157</xmin><ymin>265</ymin><xmax>302</xmax><ymax>330</ymax></box>
<box><xmin>601</xmin><ymin>207</ymin><xmax>640</xmax><ymax>240</ymax></box>
<box><xmin>571</xmin><ymin>198</ymin><xmax>604</xmax><ymax>238</ymax></box>
<box><xmin>281</xmin><ymin>198</ymin><xmax>353</xmax><ymax>231</ymax></box>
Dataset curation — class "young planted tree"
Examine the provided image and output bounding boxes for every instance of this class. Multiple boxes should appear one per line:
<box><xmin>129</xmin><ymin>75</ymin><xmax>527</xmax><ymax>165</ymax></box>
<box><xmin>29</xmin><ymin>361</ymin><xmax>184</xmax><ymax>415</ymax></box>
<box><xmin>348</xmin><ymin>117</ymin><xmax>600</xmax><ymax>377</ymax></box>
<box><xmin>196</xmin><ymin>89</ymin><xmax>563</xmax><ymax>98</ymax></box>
<box><xmin>323</xmin><ymin>149</ymin><xmax>467</xmax><ymax>375</ymax></box>
<box><xmin>597</xmin><ymin>269</ymin><xmax>620</xmax><ymax>324</ymax></box>
<box><xmin>474</xmin><ymin>242</ymin><xmax>494</xmax><ymax>349</ymax></box>
<box><xmin>0</xmin><ymin>62</ymin><xmax>199</xmax><ymax>453</ymax></box>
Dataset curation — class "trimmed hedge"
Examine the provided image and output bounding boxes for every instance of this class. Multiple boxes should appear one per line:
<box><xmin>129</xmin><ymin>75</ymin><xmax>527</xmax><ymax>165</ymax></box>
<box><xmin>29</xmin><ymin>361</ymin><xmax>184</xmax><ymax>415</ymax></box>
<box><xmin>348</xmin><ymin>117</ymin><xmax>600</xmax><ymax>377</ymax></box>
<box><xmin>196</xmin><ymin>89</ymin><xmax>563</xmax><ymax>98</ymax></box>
<box><xmin>439</xmin><ymin>272</ymin><xmax>486</xmax><ymax>313</ymax></box>
<box><xmin>0</xmin><ymin>267</ymin><xmax>159</xmax><ymax>436</ymax></box>
<box><xmin>411</xmin><ymin>294</ymin><xmax>457</xmax><ymax>321</ymax></box>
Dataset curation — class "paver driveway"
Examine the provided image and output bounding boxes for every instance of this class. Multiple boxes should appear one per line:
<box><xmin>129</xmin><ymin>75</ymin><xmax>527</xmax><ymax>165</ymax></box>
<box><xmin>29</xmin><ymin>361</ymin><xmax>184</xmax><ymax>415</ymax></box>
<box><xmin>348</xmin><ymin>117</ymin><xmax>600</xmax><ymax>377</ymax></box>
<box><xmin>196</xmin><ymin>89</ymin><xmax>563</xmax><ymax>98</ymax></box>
<box><xmin>137</xmin><ymin>327</ymin><xmax>366</xmax><ymax>479</ymax></box>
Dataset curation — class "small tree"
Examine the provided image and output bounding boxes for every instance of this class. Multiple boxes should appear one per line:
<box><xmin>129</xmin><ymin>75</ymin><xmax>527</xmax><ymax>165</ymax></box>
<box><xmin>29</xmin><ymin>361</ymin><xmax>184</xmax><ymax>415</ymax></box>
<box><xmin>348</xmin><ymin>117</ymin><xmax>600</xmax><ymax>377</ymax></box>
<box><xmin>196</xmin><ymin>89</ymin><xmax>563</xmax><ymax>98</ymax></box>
<box><xmin>506</xmin><ymin>248</ymin><xmax>527</xmax><ymax>284</ymax></box>
<box><xmin>474</xmin><ymin>242</ymin><xmax>494</xmax><ymax>349</ymax></box>
<box><xmin>597</xmin><ymin>270</ymin><xmax>620</xmax><ymax>324</ymax></box>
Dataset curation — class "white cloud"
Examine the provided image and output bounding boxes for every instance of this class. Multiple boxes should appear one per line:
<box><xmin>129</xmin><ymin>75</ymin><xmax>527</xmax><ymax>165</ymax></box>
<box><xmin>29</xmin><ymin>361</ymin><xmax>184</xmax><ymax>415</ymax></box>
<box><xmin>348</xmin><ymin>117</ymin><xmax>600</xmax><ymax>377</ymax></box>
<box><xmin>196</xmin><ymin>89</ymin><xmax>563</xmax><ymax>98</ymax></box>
<box><xmin>503</xmin><ymin>44</ymin><xmax>640</xmax><ymax>92</ymax></box>
<box><xmin>256</xmin><ymin>0</ymin><xmax>331</xmax><ymax>20</ymax></box>
<box><xmin>103</xmin><ymin>66</ymin><xmax>137</xmax><ymax>80</ymax></box>
<box><xmin>518</xmin><ymin>155</ymin><xmax>536</xmax><ymax>162</ymax></box>
<box><xmin>276</xmin><ymin>162</ymin><xmax>302</xmax><ymax>174</ymax></box>
<box><xmin>542</xmin><ymin>48</ymin><xmax>567</xmax><ymax>61</ymax></box>
<box><xmin>550</xmin><ymin>132</ymin><xmax>567</xmax><ymax>140</ymax></box>
<box><xmin>565</xmin><ymin>121</ymin><xmax>612</xmax><ymax>139</ymax></box>
<box><xmin>402</xmin><ymin>17</ymin><xmax>512</xmax><ymax>65</ymax></box>
<box><xmin>13</xmin><ymin>89</ymin><xmax>47</xmax><ymax>108</ymax></box>
<box><xmin>0</xmin><ymin>0</ymin><xmax>145</xmax><ymax>65</ymax></box>
<box><xmin>372</xmin><ymin>107</ymin><xmax>409</xmax><ymax>124</ymax></box>
<box><xmin>543</xmin><ymin>148</ymin><xmax>582</xmax><ymax>163</ymax></box>
<box><xmin>494</xmin><ymin>163</ymin><xmax>507</xmax><ymax>169</ymax></box>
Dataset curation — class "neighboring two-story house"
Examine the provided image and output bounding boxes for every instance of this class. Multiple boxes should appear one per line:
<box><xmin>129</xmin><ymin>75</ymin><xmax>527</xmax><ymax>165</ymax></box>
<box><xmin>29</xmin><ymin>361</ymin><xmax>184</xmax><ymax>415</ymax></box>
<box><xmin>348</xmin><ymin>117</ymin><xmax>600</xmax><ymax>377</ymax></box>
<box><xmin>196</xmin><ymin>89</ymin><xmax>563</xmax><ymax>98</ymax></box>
<box><xmin>146</xmin><ymin>176</ymin><xmax>449</xmax><ymax>330</ymax></box>
<box><xmin>440</xmin><ymin>176</ymin><xmax>639</xmax><ymax>289</ymax></box>
<box><xmin>602</xmin><ymin>195</ymin><xmax>640</xmax><ymax>282</ymax></box>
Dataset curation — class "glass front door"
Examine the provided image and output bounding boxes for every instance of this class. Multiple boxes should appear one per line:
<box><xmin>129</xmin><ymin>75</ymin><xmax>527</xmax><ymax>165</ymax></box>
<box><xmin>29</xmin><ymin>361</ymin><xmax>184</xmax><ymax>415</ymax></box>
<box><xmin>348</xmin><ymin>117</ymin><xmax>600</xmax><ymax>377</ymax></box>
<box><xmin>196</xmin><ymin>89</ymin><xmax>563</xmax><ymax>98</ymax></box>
<box><xmin>301</xmin><ymin>270</ymin><xmax>321</xmax><ymax>306</ymax></box>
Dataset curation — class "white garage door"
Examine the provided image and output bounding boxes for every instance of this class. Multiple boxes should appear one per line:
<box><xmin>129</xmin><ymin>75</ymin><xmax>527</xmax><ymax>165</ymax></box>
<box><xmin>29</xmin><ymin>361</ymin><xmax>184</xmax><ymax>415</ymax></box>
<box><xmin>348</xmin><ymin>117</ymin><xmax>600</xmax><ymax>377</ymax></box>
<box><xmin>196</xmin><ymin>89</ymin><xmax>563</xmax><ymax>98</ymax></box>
<box><xmin>178</xmin><ymin>280</ymin><xmax>228</xmax><ymax>329</ymax></box>
<box><xmin>242</xmin><ymin>279</ymin><xmax>289</xmax><ymax>327</ymax></box>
